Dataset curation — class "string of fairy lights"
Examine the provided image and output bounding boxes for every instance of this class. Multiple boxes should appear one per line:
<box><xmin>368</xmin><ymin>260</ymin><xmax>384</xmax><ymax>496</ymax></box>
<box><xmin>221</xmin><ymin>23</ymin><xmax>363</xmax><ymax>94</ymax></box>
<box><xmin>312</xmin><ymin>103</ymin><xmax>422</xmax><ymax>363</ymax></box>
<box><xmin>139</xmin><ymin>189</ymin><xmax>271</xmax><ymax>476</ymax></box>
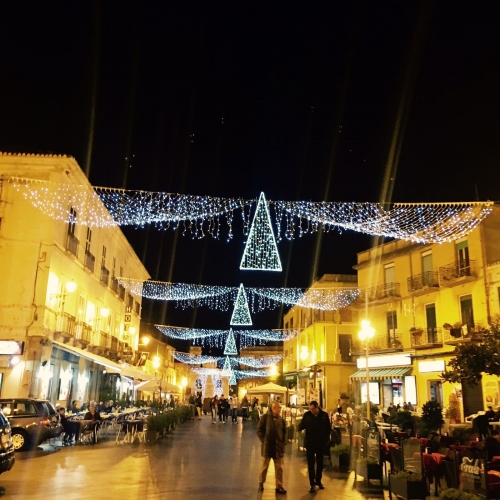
<box><xmin>119</xmin><ymin>279</ymin><xmax>360</xmax><ymax>312</ymax></box>
<box><xmin>156</xmin><ymin>326</ymin><xmax>300</xmax><ymax>348</ymax></box>
<box><xmin>172</xmin><ymin>352</ymin><xmax>282</xmax><ymax>368</ymax></box>
<box><xmin>9</xmin><ymin>177</ymin><xmax>494</xmax><ymax>244</ymax></box>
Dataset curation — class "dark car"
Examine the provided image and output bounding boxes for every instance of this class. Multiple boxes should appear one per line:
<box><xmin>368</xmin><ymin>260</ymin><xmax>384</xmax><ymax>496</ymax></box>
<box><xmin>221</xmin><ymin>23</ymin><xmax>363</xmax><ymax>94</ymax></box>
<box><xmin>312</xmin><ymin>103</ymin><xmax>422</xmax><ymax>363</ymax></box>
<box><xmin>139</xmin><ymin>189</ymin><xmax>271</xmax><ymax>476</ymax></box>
<box><xmin>0</xmin><ymin>399</ymin><xmax>63</xmax><ymax>451</ymax></box>
<box><xmin>0</xmin><ymin>410</ymin><xmax>15</xmax><ymax>474</ymax></box>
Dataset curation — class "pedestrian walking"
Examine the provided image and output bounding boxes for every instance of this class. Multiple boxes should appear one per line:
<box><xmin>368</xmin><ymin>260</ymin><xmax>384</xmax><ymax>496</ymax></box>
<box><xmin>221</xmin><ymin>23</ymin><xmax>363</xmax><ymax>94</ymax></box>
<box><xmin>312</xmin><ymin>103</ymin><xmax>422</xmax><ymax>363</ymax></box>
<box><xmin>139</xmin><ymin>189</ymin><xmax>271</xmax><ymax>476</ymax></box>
<box><xmin>256</xmin><ymin>402</ymin><xmax>287</xmax><ymax>495</ymax></box>
<box><xmin>218</xmin><ymin>395</ymin><xmax>228</xmax><ymax>423</ymax></box>
<box><xmin>230</xmin><ymin>395</ymin><xmax>239</xmax><ymax>423</ymax></box>
<box><xmin>299</xmin><ymin>400</ymin><xmax>331</xmax><ymax>492</ymax></box>
<box><xmin>210</xmin><ymin>395</ymin><xmax>219</xmax><ymax>424</ymax></box>
<box><xmin>241</xmin><ymin>395</ymin><xmax>249</xmax><ymax>421</ymax></box>
<box><xmin>195</xmin><ymin>393</ymin><xmax>203</xmax><ymax>420</ymax></box>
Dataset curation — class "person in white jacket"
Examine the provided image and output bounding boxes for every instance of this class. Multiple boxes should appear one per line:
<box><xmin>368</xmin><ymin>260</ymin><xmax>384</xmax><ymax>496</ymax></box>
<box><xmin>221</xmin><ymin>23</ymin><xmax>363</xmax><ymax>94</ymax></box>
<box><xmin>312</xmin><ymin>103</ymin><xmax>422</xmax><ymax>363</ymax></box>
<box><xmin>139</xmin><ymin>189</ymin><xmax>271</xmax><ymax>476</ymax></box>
<box><xmin>231</xmin><ymin>396</ymin><xmax>239</xmax><ymax>424</ymax></box>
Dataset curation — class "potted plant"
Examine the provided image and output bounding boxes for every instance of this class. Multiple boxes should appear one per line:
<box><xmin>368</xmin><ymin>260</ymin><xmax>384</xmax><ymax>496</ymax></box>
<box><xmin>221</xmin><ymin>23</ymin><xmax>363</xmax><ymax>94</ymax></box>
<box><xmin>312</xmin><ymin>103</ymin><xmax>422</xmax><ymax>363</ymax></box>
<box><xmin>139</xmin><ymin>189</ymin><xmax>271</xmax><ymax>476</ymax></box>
<box><xmin>421</xmin><ymin>400</ymin><xmax>444</xmax><ymax>434</ymax></box>
<box><xmin>410</xmin><ymin>327</ymin><xmax>423</xmax><ymax>337</ymax></box>
<box><xmin>146</xmin><ymin>415</ymin><xmax>161</xmax><ymax>443</ymax></box>
<box><xmin>330</xmin><ymin>443</ymin><xmax>350</xmax><ymax>472</ymax></box>
<box><xmin>439</xmin><ymin>488</ymin><xmax>481</xmax><ymax>500</ymax></box>
<box><xmin>389</xmin><ymin>471</ymin><xmax>426</xmax><ymax>500</ymax></box>
<box><xmin>450</xmin><ymin>322</ymin><xmax>463</xmax><ymax>338</ymax></box>
<box><xmin>355</xmin><ymin>456</ymin><xmax>383</xmax><ymax>484</ymax></box>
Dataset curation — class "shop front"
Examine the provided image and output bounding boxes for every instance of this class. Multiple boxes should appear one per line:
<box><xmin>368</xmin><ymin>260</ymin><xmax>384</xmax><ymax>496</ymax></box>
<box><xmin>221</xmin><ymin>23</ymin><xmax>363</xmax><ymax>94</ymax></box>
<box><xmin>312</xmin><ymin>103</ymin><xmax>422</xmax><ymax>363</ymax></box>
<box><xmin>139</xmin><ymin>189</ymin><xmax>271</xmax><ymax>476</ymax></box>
<box><xmin>350</xmin><ymin>354</ymin><xmax>415</xmax><ymax>412</ymax></box>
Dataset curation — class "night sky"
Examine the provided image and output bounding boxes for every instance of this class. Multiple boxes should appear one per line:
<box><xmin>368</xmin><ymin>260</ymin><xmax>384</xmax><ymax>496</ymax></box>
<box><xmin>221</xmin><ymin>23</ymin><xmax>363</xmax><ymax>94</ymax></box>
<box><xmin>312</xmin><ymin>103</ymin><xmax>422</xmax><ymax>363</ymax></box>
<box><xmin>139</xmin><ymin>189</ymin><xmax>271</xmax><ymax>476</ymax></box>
<box><xmin>2</xmin><ymin>2</ymin><xmax>500</xmax><ymax>339</ymax></box>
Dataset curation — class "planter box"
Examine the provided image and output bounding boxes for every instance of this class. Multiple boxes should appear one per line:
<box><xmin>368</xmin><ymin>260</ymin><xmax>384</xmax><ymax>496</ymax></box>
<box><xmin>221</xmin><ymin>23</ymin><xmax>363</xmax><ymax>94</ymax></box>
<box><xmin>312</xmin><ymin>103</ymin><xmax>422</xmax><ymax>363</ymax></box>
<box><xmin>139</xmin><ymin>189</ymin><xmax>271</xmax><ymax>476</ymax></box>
<box><xmin>331</xmin><ymin>453</ymin><xmax>350</xmax><ymax>472</ymax></box>
<box><xmin>355</xmin><ymin>460</ymin><xmax>383</xmax><ymax>484</ymax></box>
<box><xmin>146</xmin><ymin>430</ymin><xmax>159</xmax><ymax>443</ymax></box>
<box><xmin>389</xmin><ymin>476</ymin><xmax>427</xmax><ymax>500</ymax></box>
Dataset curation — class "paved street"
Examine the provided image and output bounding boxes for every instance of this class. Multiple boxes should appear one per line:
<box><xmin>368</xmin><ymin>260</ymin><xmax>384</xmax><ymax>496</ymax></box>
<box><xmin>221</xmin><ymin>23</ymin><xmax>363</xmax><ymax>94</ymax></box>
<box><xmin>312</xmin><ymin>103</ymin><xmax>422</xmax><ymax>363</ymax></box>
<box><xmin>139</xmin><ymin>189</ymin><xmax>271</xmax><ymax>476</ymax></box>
<box><xmin>0</xmin><ymin>416</ymin><xmax>394</xmax><ymax>500</ymax></box>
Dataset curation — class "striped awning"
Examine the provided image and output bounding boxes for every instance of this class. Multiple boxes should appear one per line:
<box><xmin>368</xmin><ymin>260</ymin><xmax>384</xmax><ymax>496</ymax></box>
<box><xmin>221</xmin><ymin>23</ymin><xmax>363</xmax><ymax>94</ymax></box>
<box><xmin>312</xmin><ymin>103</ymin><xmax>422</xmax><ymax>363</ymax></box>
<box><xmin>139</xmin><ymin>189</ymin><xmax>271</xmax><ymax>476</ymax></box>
<box><xmin>350</xmin><ymin>367</ymin><xmax>411</xmax><ymax>380</ymax></box>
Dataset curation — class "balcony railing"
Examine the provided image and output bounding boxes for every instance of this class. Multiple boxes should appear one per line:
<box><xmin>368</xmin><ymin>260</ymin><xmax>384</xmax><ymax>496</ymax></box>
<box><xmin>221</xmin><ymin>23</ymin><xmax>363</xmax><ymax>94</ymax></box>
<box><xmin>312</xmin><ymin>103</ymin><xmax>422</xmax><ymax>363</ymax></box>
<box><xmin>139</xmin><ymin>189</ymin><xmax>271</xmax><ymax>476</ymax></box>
<box><xmin>110</xmin><ymin>336</ymin><xmax>119</xmax><ymax>352</ymax></box>
<box><xmin>84</xmin><ymin>250</ymin><xmax>95</xmax><ymax>273</ymax></box>
<box><xmin>359</xmin><ymin>283</ymin><xmax>401</xmax><ymax>303</ymax></box>
<box><xmin>55</xmin><ymin>313</ymin><xmax>76</xmax><ymax>337</ymax></box>
<box><xmin>407</xmin><ymin>272</ymin><xmax>439</xmax><ymax>293</ymax></box>
<box><xmin>97</xmin><ymin>331</ymin><xmax>109</xmax><ymax>348</ymax></box>
<box><xmin>100</xmin><ymin>266</ymin><xmax>110</xmax><ymax>286</ymax></box>
<box><xmin>351</xmin><ymin>333</ymin><xmax>403</xmax><ymax>353</ymax></box>
<box><xmin>75</xmin><ymin>322</ymin><xmax>92</xmax><ymax>344</ymax></box>
<box><xmin>410</xmin><ymin>327</ymin><xmax>443</xmax><ymax>348</ymax></box>
<box><xmin>65</xmin><ymin>233</ymin><xmax>79</xmax><ymax>258</ymax></box>
<box><xmin>110</xmin><ymin>277</ymin><xmax>119</xmax><ymax>294</ymax></box>
<box><xmin>439</xmin><ymin>260</ymin><xmax>476</xmax><ymax>286</ymax></box>
<box><xmin>118</xmin><ymin>284</ymin><xmax>126</xmax><ymax>301</ymax></box>
<box><xmin>443</xmin><ymin>325</ymin><xmax>482</xmax><ymax>343</ymax></box>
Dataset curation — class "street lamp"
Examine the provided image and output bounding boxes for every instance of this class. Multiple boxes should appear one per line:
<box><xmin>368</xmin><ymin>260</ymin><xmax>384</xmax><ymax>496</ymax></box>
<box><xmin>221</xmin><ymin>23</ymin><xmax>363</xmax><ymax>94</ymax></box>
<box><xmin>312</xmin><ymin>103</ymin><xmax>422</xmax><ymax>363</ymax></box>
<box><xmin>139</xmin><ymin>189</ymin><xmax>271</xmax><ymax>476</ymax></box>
<box><xmin>358</xmin><ymin>319</ymin><xmax>375</xmax><ymax>420</ymax></box>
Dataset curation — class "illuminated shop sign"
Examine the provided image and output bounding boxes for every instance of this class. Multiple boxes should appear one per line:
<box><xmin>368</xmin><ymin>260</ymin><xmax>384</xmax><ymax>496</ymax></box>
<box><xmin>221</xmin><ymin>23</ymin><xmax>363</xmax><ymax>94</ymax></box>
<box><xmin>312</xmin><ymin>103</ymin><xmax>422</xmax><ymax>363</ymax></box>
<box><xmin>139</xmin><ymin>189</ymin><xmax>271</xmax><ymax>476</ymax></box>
<box><xmin>0</xmin><ymin>341</ymin><xmax>24</xmax><ymax>355</ymax></box>
<box><xmin>356</xmin><ymin>354</ymin><xmax>411</xmax><ymax>369</ymax></box>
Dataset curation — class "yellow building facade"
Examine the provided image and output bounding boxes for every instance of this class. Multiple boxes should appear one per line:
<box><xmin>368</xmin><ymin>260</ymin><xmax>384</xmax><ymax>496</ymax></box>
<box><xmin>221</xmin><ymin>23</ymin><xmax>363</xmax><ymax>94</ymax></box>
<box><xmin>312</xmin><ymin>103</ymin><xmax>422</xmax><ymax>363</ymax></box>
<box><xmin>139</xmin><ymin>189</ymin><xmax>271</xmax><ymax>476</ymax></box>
<box><xmin>282</xmin><ymin>274</ymin><xmax>359</xmax><ymax>412</ymax></box>
<box><xmin>351</xmin><ymin>205</ymin><xmax>500</xmax><ymax>420</ymax></box>
<box><xmin>0</xmin><ymin>152</ymin><xmax>152</xmax><ymax>406</ymax></box>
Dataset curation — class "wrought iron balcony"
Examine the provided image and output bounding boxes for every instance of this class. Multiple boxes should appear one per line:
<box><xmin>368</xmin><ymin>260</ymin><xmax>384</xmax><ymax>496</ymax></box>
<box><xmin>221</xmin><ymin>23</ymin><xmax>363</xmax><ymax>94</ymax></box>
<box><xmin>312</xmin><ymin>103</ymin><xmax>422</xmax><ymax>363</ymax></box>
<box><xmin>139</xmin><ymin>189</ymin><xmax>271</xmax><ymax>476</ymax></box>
<box><xmin>439</xmin><ymin>260</ymin><xmax>476</xmax><ymax>287</ymax></box>
<box><xmin>410</xmin><ymin>327</ymin><xmax>443</xmax><ymax>348</ymax></box>
<box><xmin>84</xmin><ymin>250</ymin><xmax>95</xmax><ymax>273</ymax></box>
<box><xmin>110</xmin><ymin>335</ymin><xmax>119</xmax><ymax>352</ymax></box>
<box><xmin>407</xmin><ymin>272</ymin><xmax>439</xmax><ymax>294</ymax></box>
<box><xmin>100</xmin><ymin>266</ymin><xmax>110</xmax><ymax>286</ymax></box>
<box><xmin>351</xmin><ymin>333</ymin><xmax>403</xmax><ymax>353</ymax></box>
<box><xmin>97</xmin><ymin>331</ymin><xmax>109</xmax><ymax>348</ymax></box>
<box><xmin>65</xmin><ymin>233</ymin><xmax>79</xmax><ymax>258</ymax></box>
<box><xmin>443</xmin><ymin>324</ymin><xmax>482</xmax><ymax>343</ymax></box>
<box><xmin>55</xmin><ymin>313</ymin><xmax>76</xmax><ymax>337</ymax></box>
<box><xmin>75</xmin><ymin>322</ymin><xmax>92</xmax><ymax>344</ymax></box>
<box><xmin>358</xmin><ymin>283</ymin><xmax>401</xmax><ymax>304</ymax></box>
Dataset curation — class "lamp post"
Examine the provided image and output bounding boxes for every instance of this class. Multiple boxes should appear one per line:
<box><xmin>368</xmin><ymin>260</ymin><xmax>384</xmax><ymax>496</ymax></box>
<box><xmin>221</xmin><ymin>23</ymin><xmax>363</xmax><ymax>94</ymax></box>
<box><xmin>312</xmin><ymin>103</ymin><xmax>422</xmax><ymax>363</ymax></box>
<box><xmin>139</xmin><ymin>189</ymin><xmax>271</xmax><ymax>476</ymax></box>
<box><xmin>358</xmin><ymin>319</ymin><xmax>375</xmax><ymax>420</ymax></box>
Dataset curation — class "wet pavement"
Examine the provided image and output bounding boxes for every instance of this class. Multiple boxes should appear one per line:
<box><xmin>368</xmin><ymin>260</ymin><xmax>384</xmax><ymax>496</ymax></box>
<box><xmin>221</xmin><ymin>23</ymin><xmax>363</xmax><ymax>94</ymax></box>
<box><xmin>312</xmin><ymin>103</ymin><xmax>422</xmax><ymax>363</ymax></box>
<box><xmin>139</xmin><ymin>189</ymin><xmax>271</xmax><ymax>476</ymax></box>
<box><xmin>0</xmin><ymin>416</ymin><xmax>427</xmax><ymax>499</ymax></box>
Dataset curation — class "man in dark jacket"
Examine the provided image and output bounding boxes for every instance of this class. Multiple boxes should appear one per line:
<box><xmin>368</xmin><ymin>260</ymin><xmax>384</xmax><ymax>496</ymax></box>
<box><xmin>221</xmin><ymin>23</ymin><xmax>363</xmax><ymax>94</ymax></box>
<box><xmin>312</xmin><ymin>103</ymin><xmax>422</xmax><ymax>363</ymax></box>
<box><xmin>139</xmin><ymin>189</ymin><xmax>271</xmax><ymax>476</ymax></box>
<box><xmin>299</xmin><ymin>400</ymin><xmax>331</xmax><ymax>492</ymax></box>
<box><xmin>256</xmin><ymin>402</ymin><xmax>287</xmax><ymax>494</ymax></box>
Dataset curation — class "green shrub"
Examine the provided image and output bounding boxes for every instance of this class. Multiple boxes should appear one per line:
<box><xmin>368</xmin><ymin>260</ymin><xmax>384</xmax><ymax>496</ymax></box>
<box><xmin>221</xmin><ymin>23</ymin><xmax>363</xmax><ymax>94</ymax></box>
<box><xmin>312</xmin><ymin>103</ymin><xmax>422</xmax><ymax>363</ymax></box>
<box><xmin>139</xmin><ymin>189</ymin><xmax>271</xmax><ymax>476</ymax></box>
<box><xmin>439</xmin><ymin>488</ymin><xmax>481</xmax><ymax>500</ymax></box>
<box><xmin>421</xmin><ymin>400</ymin><xmax>444</xmax><ymax>433</ymax></box>
<box><xmin>389</xmin><ymin>410</ymin><xmax>414</xmax><ymax>428</ymax></box>
<box><xmin>331</xmin><ymin>443</ymin><xmax>350</xmax><ymax>457</ymax></box>
<box><xmin>391</xmin><ymin>471</ymin><xmax>422</xmax><ymax>481</ymax></box>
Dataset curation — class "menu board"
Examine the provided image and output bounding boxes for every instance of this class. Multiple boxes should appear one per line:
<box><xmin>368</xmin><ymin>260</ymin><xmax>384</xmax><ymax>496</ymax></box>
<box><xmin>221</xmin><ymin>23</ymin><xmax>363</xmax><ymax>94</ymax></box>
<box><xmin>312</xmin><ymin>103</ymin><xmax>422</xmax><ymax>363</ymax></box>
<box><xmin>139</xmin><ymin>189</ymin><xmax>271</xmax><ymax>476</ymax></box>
<box><xmin>366</xmin><ymin>428</ymin><xmax>380</xmax><ymax>463</ymax></box>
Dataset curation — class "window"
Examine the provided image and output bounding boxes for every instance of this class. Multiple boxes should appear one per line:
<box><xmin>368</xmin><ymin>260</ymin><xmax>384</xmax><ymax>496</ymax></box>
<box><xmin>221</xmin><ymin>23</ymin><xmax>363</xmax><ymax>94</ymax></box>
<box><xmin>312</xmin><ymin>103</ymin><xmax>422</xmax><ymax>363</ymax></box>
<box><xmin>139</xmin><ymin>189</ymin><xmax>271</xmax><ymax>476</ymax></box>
<box><xmin>339</xmin><ymin>334</ymin><xmax>352</xmax><ymax>362</ymax></box>
<box><xmin>460</xmin><ymin>294</ymin><xmax>474</xmax><ymax>329</ymax></box>
<box><xmin>387</xmin><ymin>311</ymin><xmax>397</xmax><ymax>344</ymax></box>
<box><xmin>0</xmin><ymin>402</ymin><xmax>38</xmax><ymax>416</ymax></box>
<box><xmin>290</xmin><ymin>318</ymin><xmax>294</xmax><ymax>329</ymax></box>
<box><xmin>85</xmin><ymin>228</ymin><xmax>92</xmax><ymax>253</ymax></box>
<box><xmin>384</xmin><ymin>263</ymin><xmax>395</xmax><ymax>284</ymax></box>
<box><xmin>422</xmin><ymin>251</ymin><xmax>433</xmax><ymax>286</ymax></box>
<box><xmin>102</xmin><ymin>246</ymin><xmax>107</xmax><ymax>268</ymax></box>
<box><xmin>456</xmin><ymin>241</ymin><xmax>471</xmax><ymax>276</ymax></box>
<box><xmin>112</xmin><ymin>257</ymin><xmax>116</xmax><ymax>278</ymax></box>
<box><xmin>119</xmin><ymin>266</ymin><xmax>124</xmax><ymax>278</ymax></box>
<box><xmin>68</xmin><ymin>207</ymin><xmax>77</xmax><ymax>235</ymax></box>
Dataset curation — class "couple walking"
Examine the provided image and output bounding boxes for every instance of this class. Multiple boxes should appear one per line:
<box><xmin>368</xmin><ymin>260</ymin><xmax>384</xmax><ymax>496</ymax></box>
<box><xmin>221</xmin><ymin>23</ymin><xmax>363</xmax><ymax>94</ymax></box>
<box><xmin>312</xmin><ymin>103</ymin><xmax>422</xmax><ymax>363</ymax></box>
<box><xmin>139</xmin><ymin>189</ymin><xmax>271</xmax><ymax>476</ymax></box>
<box><xmin>256</xmin><ymin>400</ymin><xmax>330</xmax><ymax>494</ymax></box>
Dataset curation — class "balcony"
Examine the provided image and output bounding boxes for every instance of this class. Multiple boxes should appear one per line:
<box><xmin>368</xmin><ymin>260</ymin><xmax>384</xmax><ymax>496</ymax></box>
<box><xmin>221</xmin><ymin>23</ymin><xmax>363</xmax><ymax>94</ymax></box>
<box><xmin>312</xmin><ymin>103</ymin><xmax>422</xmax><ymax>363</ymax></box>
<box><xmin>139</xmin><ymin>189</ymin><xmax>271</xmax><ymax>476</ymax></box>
<box><xmin>55</xmin><ymin>313</ymin><xmax>76</xmax><ymax>341</ymax></box>
<box><xmin>84</xmin><ymin>250</ymin><xmax>95</xmax><ymax>273</ymax></box>
<box><xmin>357</xmin><ymin>283</ymin><xmax>401</xmax><ymax>306</ymax></box>
<box><xmin>407</xmin><ymin>272</ymin><xmax>439</xmax><ymax>296</ymax></box>
<box><xmin>74</xmin><ymin>322</ymin><xmax>92</xmax><ymax>346</ymax></box>
<box><xmin>443</xmin><ymin>324</ymin><xmax>483</xmax><ymax>344</ymax></box>
<box><xmin>65</xmin><ymin>233</ymin><xmax>79</xmax><ymax>258</ymax></box>
<box><xmin>110</xmin><ymin>277</ymin><xmax>119</xmax><ymax>294</ymax></box>
<box><xmin>439</xmin><ymin>261</ymin><xmax>476</xmax><ymax>287</ymax></box>
<box><xmin>118</xmin><ymin>284</ymin><xmax>126</xmax><ymax>301</ymax></box>
<box><xmin>110</xmin><ymin>336</ymin><xmax>119</xmax><ymax>353</ymax></box>
<box><xmin>410</xmin><ymin>327</ymin><xmax>443</xmax><ymax>349</ymax></box>
<box><xmin>96</xmin><ymin>331</ymin><xmax>109</xmax><ymax>349</ymax></box>
<box><xmin>351</xmin><ymin>333</ymin><xmax>403</xmax><ymax>354</ymax></box>
<box><xmin>100</xmin><ymin>266</ymin><xmax>110</xmax><ymax>286</ymax></box>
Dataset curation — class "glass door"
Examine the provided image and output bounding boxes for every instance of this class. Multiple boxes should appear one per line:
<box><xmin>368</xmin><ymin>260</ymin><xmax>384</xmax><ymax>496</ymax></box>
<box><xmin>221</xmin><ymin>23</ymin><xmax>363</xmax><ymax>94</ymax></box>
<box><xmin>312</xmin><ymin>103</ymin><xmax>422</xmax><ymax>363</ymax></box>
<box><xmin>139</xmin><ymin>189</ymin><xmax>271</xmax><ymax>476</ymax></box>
<box><xmin>425</xmin><ymin>304</ymin><xmax>437</xmax><ymax>343</ymax></box>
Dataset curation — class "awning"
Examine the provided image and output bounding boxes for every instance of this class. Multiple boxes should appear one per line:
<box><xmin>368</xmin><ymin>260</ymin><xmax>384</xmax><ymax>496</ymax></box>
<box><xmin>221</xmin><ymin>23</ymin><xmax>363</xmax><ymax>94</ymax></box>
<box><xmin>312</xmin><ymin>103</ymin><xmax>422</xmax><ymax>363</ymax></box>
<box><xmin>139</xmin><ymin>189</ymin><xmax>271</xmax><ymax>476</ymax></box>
<box><xmin>52</xmin><ymin>341</ymin><xmax>122</xmax><ymax>373</ymax></box>
<box><xmin>349</xmin><ymin>367</ymin><xmax>412</xmax><ymax>380</ymax></box>
<box><xmin>135</xmin><ymin>378</ymin><xmax>180</xmax><ymax>394</ymax></box>
<box><xmin>120</xmin><ymin>365</ymin><xmax>155</xmax><ymax>381</ymax></box>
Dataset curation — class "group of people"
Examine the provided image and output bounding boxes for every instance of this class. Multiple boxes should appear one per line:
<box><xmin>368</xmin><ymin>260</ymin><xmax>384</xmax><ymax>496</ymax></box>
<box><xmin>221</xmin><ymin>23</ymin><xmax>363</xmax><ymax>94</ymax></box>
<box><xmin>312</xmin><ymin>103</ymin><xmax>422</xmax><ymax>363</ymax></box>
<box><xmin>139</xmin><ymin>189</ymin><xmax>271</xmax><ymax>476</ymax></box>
<box><xmin>58</xmin><ymin>403</ymin><xmax>103</xmax><ymax>445</ymax></box>
<box><xmin>256</xmin><ymin>400</ymin><xmax>331</xmax><ymax>494</ymax></box>
<box><xmin>209</xmin><ymin>394</ymin><xmax>250</xmax><ymax>424</ymax></box>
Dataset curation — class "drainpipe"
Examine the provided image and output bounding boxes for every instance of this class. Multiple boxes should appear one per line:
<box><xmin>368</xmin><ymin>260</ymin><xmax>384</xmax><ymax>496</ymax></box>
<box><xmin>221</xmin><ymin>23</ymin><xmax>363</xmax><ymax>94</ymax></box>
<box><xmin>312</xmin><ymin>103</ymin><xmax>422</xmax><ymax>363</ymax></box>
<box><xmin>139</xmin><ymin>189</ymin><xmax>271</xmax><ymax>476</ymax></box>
<box><xmin>479</xmin><ymin>223</ymin><xmax>491</xmax><ymax>325</ymax></box>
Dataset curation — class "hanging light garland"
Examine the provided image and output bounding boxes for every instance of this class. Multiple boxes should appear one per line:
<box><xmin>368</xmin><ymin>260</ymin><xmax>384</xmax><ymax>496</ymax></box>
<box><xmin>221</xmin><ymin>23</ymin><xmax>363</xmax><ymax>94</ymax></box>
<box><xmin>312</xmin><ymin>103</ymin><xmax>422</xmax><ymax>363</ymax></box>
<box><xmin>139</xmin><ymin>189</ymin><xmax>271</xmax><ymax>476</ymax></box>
<box><xmin>172</xmin><ymin>353</ymin><xmax>220</xmax><ymax>365</ymax></box>
<box><xmin>172</xmin><ymin>352</ymin><xmax>282</xmax><ymax>368</ymax></box>
<box><xmin>123</xmin><ymin>278</ymin><xmax>360</xmax><ymax>311</ymax></box>
<box><xmin>9</xmin><ymin>177</ymin><xmax>494</xmax><ymax>244</ymax></box>
<box><xmin>156</xmin><ymin>326</ymin><xmax>300</xmax><ymax>348</ymax></box>
<box><xmin>191</xmin><ymin>367</ymin><xmax>272</xmax><ymax>379</ymax></box>
<box><xmin>235</xmin><ymin>356</ymin><xmax>283</xmax><ymax>368</ymax></box>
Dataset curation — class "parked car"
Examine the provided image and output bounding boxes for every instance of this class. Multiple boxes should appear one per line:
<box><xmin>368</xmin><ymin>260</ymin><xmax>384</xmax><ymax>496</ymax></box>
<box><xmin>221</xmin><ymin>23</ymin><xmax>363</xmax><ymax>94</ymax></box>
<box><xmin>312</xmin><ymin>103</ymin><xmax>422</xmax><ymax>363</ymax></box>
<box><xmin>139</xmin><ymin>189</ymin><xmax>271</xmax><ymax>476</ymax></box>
<box><xmin>0</xmin><ymin>409</ymin><xmax>14</xmax><ymax>474</ymax></box>
<box><xmin>0</xmin><ymin>399</ymin><xmax>63</xmax><ymax>451</ymax></box>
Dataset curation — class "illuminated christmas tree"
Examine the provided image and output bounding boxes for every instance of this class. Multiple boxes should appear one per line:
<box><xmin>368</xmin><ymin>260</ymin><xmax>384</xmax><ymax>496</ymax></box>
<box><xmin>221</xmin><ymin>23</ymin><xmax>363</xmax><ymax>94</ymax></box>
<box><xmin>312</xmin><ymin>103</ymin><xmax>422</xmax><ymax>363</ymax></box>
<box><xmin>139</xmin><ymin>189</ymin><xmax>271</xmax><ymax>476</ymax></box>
<box><xmin>240</xmin><ymin>192</ymin><xmax>282</xmax><ymax>271</ymax></box>
<box><xmin>224</xmin><ymin>328</ymin><xmax>238</xmax><ymax>355</ymax></box>
<box><xmin>230</xmin><ymin>284</ymin><xmax>252</xmax><ymax>326</ymax></box>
